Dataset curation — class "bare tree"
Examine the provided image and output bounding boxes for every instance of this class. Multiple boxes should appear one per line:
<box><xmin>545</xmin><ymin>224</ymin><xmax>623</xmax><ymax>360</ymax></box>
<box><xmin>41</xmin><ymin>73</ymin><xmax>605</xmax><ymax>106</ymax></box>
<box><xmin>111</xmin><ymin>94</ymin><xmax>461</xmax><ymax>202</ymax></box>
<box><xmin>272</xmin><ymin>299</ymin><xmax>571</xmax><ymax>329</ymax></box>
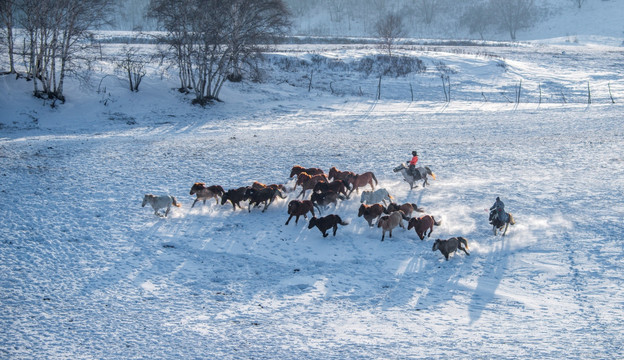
<box><xmin>375</xmin><ymin>13</ymin><xmax>404</xmax><ymax>57</ymax></box>
<box><xmin>0</xmin><ymin>0</ymin><xmax>17</xmax><ymax>73</ymax></box>
<box><xmin>17</xmin><ymin>0</ymin><xmax>112</xmax><ymax>102</ymax></box>
<box><xmin>460</xmin><ymin>2</ymin><xmax>494</xmax><ymax>40</ymax></box>
<box><xmin>150</xmin><ymin>0</ymin><xmax>290</xmax><ymax>104</ymax></box>
<box><xmin>489</xmin><ymin>0</ymin><xmax>536</xmax><ymax>41</ymax></box>
<box><xmin>225</xmin><ymin>0</ymin><xmax>291</xmax><ymax>82</ymax></box>
<box><xmin>116</xmin><ymin>46</ymin><xmax>148</xmax><ymax>92</ymax></box>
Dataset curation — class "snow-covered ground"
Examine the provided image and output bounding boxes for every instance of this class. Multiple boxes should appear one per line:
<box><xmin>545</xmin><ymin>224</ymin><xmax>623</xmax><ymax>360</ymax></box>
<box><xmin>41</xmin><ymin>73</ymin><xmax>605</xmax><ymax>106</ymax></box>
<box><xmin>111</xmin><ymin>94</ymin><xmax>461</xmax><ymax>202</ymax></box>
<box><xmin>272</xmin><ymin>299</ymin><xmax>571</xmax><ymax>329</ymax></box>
<box><xmin>1</xmin><ymin>35</ymin><xmax>624</xmax><ymax>359</ymax></box>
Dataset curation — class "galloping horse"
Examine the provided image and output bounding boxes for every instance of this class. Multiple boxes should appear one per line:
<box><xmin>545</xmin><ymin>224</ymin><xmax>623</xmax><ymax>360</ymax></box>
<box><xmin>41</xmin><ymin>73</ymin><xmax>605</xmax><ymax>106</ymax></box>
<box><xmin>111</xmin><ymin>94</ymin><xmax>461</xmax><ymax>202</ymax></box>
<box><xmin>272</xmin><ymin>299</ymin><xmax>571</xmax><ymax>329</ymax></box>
<box><xmin>189</xmin><ymin>183</ymin><xmax>225</xmax><ymax>207</ymax></box>
<box><xmin>491</xmin><ymin>212</ymin><xmax>515</xmax><ymax>236</ymax></box>
<box><xmin>290</xmin><ymin>165</ymin><xmax>325</xmax><ymax>179</ymax></box>
<box><xmin>328</xmin><ymin>166</ymin><xmax>355</xmax><ymax>182</ymax></box>
<box><xmin>393</xmin><ymin>163</ymin><xmax>436</xmax><ymax>189</ymax></box>
<box><xmin>346</xmin><ymin>171</ymin><xmax>378</xmax><ymax>196</ymax></box>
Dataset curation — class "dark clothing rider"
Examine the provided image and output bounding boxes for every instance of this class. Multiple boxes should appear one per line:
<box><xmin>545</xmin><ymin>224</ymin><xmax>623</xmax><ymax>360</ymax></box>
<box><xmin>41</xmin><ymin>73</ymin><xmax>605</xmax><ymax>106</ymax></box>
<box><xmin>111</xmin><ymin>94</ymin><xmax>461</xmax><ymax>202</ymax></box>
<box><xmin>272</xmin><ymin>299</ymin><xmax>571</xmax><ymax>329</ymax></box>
<box><xmin>489</xmin><ymin>197</ymin><xmax>508</xmax><ymax>224</ymax></box>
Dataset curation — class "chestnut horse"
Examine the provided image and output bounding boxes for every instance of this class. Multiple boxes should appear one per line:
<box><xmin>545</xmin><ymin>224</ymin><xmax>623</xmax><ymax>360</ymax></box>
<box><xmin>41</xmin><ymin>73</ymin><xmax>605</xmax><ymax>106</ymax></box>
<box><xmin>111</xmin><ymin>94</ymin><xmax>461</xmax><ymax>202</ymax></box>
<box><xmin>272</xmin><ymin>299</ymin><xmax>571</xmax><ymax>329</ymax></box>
<box><xmin>189</xmin><ymin>183</ymin><xmax>225</xmax><ymax>207</ymax></box>
<box><xmin>328</xmin><ymin>166</ymin><xmax>355</xmax><ymax>182</ymax></box>
<box><xmin>346</xmin><ymin>172</ymin><xmax>378</xmax><ymax>196</ymax></box>
<box><xmin>358</xmin><ymin>203</ymin><xmax>385</xmax><ymax>227</ymax></box>
<box><xmin>407</xmin><ymin>215</ymin><xmax>442</xmax><ymax>240</ymax></box>
<box><xmin>385</xmin><ymin>202</ymin><xmax>424</xmax><ymax>218</ymax></box>
<box><xmin>296</xmin><ymin>173</ymin><xmax>328</xmax><ymax>198</ymax></box>
<box><xmin>285</xmin><ymin>200</ymin><xmax>320</xmax><ymax>225</ymax></box>
<box><xmin>290</xmin><ymin>165</ymin><xmax>325</xmax><ymax>179</ymax></box>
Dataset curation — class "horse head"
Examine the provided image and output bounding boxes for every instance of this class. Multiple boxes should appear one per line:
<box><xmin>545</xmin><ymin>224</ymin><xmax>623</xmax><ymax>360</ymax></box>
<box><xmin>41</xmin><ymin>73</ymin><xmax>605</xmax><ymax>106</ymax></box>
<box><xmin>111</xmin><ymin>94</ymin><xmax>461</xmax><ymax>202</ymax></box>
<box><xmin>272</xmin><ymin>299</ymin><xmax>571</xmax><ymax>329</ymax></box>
<box><xmin>190</xmin><ymin>182</ymin><xmax>205</xmax><ymax>195</ymax></box>
<box><xmin>393</xmin><ymin>163</ymin><xmax>406</xmax><ymax>173</ymax></box>
<box><xmin>142</xmin><ymin>194</ymin><xmax>152</xmax><ymax>207</ymax></box>
<box><xmin>432</xmin><ymin>239</ymin><xmax>441</xmax><ymax>251</ymax></box>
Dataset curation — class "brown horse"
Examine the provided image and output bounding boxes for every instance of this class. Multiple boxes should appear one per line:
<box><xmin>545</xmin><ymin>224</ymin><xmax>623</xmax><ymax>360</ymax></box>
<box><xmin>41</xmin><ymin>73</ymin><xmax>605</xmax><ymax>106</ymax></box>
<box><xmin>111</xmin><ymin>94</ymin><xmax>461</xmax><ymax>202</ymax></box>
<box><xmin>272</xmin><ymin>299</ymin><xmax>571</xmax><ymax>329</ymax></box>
<box><xmin>407</xmin><ymin>215</ymin><xmax>442</xmax><ymax>240</ymax></box>
<box><xmin>285</xmin><ymin>200</ymin><xmax>320</xmax><ymax>225</ymax></box>
<box><xmin>189</xmin><ymin>183</ymin><xmax>225</xmax><ymax>207</ymax></box>
<box><xmin>296</xmin><ymin>173</ymin><xmax>328</xmax><ymax>198</ymax></box>
<box><xmin>358</xmin><ymin>203</ymin><xmax>385</xmax><ymax>227</ymax></box>
<box><xmin>328</xmin><ymin>166</ymin><xmax>356</xmax><ymax>182</ymax></box>
<box><xmin>252</xmin><ymin>181</ymin><xmax>286</xmax><ymax>193</ymax></box>
<box><xmin>290</xmin><ymin>165</ymin><xmax>325</xmax><ymax>179</ymax></box>
<box><xmin>384</xmin><ymin>202</ymin><xmax>424</xmax><ymax>218</ymax></box>
<box><xmin>346</xmin><ymin>172</ymin><xmax>378</xmax><ymax>196</ymax></box>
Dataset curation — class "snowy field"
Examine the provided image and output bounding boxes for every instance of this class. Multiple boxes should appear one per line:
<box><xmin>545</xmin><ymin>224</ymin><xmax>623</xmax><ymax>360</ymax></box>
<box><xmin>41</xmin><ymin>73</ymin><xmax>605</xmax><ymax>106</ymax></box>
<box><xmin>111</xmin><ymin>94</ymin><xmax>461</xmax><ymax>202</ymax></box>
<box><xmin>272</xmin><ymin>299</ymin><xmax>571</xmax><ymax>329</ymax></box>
<box><xmin>1</xmin><ymin>37</ymin><xmax>624</xmax><ymax>359</ymax></box>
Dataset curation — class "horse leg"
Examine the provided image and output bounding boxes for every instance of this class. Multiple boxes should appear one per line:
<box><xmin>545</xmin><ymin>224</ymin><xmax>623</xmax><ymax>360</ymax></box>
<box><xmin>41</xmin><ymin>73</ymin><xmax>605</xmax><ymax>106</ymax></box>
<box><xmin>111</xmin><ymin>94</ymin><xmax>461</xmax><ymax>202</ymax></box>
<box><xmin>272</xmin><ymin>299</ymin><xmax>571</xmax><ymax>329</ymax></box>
<box><xmin>492</xmin><ymin>225</ymin><xmax>497</xmax><ymax>236</ymax></box>
<box><xmin>285</xmin><ymin>214</ymin><xmax>293</xmax><ymax>225</ymax></box>
<box><xmin>427</xmin><ymin>226</ymin><xmax>433</xmax><ymax>238</ymax></box>
<box><xmin>165</xmin><ymin>205</ymin><xmax>171</xmax><ymax>217</ymax></box>
<box><xmin>333</xmin><ymin>224</ymin><xmax>338</xmax><ymax>236</ymax></box>
<box><xmin>369</xmin><ymin>181</ymin><xmax>375</xmax><ymax>191</ymax></box>
<box><xmin>381</xmin><ymin>231</ymin><xmax>385</xmax><ymax>241</ymax></box>
<box><xmin>192</xmin><ymin>199</ymin><xmax>198</xmax><ymax>208</ymax></box>
<box><xmin>297</xmin><ymin>189</ymin><xmax>306</xmax><ymax>199</ymax></box>
<box><xmin>503</xmin><ymin>222</ymin><xmax>509</xmax><ymax>236</ymax></box>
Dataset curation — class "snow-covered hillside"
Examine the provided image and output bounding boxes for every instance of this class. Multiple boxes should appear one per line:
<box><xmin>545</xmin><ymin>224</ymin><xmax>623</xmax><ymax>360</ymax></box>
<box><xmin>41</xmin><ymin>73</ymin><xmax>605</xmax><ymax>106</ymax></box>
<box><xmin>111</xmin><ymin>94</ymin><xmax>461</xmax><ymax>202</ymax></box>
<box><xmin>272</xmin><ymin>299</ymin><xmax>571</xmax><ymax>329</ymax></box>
<box><xmin>1</xmin><ymin>32</ymin><xmax>623</xmax><ymax>358</ymax></box>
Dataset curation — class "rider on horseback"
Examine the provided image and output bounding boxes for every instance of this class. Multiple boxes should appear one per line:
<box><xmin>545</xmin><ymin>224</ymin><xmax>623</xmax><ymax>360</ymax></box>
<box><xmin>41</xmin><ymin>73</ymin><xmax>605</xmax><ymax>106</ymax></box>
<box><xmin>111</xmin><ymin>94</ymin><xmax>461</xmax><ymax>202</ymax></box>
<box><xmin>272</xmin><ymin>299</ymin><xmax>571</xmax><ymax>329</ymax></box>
<box><xmin>408</xmin><ymin>151</ymin><xmax>418</xmax><ymax>177</ymax></box>
<box><xmin>489</xmin><ymin>197</ymin><xmax>509</xmax><ymax>224</ymax></box>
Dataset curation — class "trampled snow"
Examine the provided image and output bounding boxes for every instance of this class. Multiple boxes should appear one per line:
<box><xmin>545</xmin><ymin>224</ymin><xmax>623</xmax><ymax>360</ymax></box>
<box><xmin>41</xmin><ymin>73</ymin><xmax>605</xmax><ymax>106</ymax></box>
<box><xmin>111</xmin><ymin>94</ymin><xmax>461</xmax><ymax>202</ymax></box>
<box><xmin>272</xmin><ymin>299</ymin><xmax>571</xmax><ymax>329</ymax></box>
<box><xmin>1</xmin><ymin>28</ymin><xmax>623</xmax><ymax>360</ymax></box>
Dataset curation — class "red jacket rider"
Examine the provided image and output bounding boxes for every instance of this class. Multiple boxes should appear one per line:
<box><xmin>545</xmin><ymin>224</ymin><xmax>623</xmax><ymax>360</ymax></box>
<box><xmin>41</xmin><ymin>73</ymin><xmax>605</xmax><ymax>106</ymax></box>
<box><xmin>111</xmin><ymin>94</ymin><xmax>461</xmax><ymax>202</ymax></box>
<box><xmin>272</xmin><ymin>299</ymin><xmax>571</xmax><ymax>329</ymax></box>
<box><xmin>409</xmin><ymin>151</ymin><xmax>419</xmax><ymax>166</ymax></box>
<box><xmin>408</xmin><ymin>151</ymin><xmax>418</xmax><ymax>175</ymax></box>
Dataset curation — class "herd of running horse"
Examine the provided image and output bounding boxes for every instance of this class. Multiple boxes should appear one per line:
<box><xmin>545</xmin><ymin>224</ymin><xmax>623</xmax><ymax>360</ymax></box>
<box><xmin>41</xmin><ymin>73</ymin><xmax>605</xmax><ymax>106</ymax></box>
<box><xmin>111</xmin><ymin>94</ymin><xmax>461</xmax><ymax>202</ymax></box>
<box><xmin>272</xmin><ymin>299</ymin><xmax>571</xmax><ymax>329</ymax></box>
<box><xmin>142</xmin><ymin>164</ymin><xmax>514</xmax><ymax>261</ymax></box>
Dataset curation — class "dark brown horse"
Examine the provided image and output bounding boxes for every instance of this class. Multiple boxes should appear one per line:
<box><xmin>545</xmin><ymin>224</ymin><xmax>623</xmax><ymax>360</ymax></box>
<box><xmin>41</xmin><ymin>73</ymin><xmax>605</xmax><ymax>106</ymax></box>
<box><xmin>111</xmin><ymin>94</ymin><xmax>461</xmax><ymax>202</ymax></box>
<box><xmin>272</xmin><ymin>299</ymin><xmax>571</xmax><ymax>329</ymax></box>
<box><xmin>407</xmin><ymin>215</ymin><xmax>442</xmax><ymax>240</ymax></box>
<box><xmin>189</xmin><ymin>183</ymin><xmax>225</xmax><ymax>207</ymax></box>
<box><xmin>245</xmin><ymin>186</ymin><xmax>286</xmax><ymax>213</ymax></box>
<box><xmin>313</xmin><ymin>179</ymin><xmax>350</xmax><ymax>197</ymax></box>
<box><xmin>310</xmin><ymin>190</ymin><xmax>345</xmax><ymax>213</ymax></box>
<box><xmin>433</xmin><ymin>237</ymin><xmax>470</xmax><ymax>260</ymax></box>
<box><xmin>220</xmin><ymin>186</ymin><xmax>249</xmax><ymax>211</ymax></box>
<box><xmin>346</xmin><ymin>171</ymin><xmax>378</xmax><ymax>196</ymax></box>
<box><xmin>285</xmin><ymin>200</ymin><xmax>320</xmax><ymax>225</ymax></box>
<box><xmin>358</xmin><ymin>203</ymin><xmax>385</xmax><ymax>227</ymax></box>
<box><xmin>290</xmin><ymin>165</ymin><xmax>325</xmax><ymax>179</ymax></box>
<box><xmin>308</xmin><ymin>215</ymin><xmax>349</xmax><ymax>237</ymax></box>
<box><xmin>328</xmin><ymin>166</ymin><xmax>356</xmax><ymax>182</ymax></box>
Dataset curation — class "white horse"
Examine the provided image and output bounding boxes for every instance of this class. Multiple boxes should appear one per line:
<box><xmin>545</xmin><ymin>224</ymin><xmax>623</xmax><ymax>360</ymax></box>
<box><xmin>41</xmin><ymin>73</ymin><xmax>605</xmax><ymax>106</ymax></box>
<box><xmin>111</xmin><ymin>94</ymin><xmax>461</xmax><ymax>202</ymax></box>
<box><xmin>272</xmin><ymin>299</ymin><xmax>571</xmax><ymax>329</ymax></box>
<box><xmin>393</xmin><ymin>163</ymin><xmax>436</xmax><ymax>189</ymax></box>
<box><xmin>360</xmin><ymin>188</ymin><xmax>393</xmax><ymax>206</ymax></box>
<box><xmin>142</xmin><ymin>194</ymin><xmax>181</xmax><ymax>217</ymax></box>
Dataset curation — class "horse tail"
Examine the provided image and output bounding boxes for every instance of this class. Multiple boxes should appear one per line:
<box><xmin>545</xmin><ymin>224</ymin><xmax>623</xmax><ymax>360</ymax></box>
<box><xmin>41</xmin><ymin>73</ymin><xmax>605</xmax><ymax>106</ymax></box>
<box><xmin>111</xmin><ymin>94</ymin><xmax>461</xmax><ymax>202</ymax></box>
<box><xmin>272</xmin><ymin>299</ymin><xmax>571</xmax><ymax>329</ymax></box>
<box><xmin>337</xmin><ymin>215</ymin><xmax>349</xmax><ymax>226</ymax></box>
<box><xmin>425</xmin><ymin>167</ymin><xmax>437</xmax><ymax>180</ymax></box>
<box><xmin>432</xmin><ymin>216</ymin><xmax>442</xmax><ymax>226</ymax></box>
<box><xmin>371</xmin><ymin>173</ymin><xmax>378</xmax><ymax>186</ymax></box>
<box><xmin>508</xmin><ymin>213</ymin><xmax>515</xmax><ymax>225</ymax></box>
<box><xmin>172</xmin><ymin>196</ymin><xmax>181</xmax><ymax>207</ymax></box>
<box><xmin>413</xmin><ymin>203</ymin><xmax>425</xmax><ymax>212</ymax></box>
